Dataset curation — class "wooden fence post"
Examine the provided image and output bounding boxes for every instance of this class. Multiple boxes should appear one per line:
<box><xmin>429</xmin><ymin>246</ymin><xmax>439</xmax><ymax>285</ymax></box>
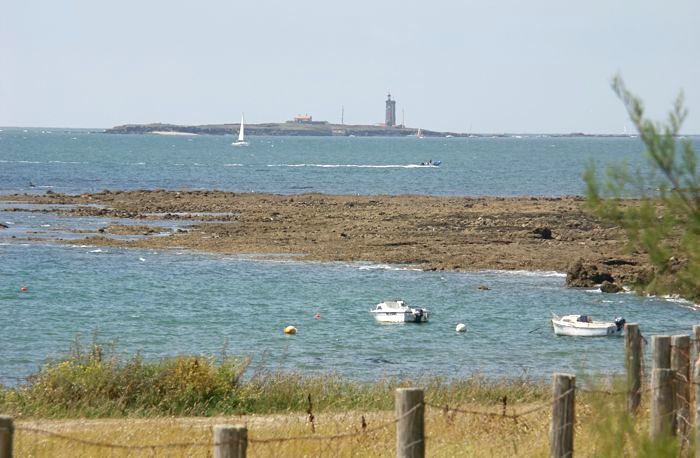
<box><xmin>694</xmin><ymin>357</ymin><xmax>700</xmax><ymax>458</ymax></box>
<box><xmin>672</xmin><ymin>335</ymin><xmax>691</xmax><ymax>451</ymax></box>
<box><xmin>0</xmin><ymin>416</ymin><xmax>12</xmax><ymax>458</ymax></box>
<box><xmin>213</xmin><ymin>424</ymin><xmax>247</xmax><ymax>458</ymax></box>
<box><xmin>396</xmin><ymin>388</ymin><xmax>424</xmax><ymax>458</ymax></box>
<box><xmin>653</xmin><ymin>335</ymin><xmax>672</xmax><ymax>370</ymax></box>
<box><xmin>651</xmin><ymin>368</ymin><xmax>677</xmax><ymax>440</ymax></box>
<box><xmin>550</xmin><ymin>373</ymin><xmax>575</xmax><ymax>458</ymax></box>
<box><xmin>625</xmin><ymin>323</ymin><xmax>642</xmax><ymax>415</ymax></box>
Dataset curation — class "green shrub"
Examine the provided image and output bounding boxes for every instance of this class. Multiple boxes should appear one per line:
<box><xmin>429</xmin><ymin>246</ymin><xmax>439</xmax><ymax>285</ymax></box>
<box><xmin>0</xmin><ymin>340</ymin><xmax>548</xmax><ymax>418</ymax></box>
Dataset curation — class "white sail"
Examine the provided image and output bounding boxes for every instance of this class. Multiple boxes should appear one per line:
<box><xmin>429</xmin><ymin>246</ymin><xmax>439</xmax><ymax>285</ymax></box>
<box><xmin>232</xmin><ymin>113</ymin><xmax>249</xmax><ymax>146</ymax></box>
<box><xmin>238</xmin><ymin>114</ymin><xmax>245</xmax><ymax>142</ymax></box>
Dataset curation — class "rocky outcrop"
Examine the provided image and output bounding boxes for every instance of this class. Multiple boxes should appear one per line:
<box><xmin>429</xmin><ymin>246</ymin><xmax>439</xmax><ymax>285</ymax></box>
<box><xmin>532</xmin><ymin>227</ymin><xmax>552</xmax><ymax>239</ymax></box>
<box><xmin>1</xmin><ymin>192</ymin><xmax>648</xmax><ymax>278</ymax></box>
<box><xmin>600</xmin><ymin>281</ymin><xmax>623</xmax><ymax>293</ymax></box>
<box><xmin>566</xmin><ymin>259</ymin><xmax>614</xmax><ymax>287</ymax></box>
<box><xmin>566</xmin><ymin>257</ymin><xmax>648</xmax><ymax>293</ymax></box>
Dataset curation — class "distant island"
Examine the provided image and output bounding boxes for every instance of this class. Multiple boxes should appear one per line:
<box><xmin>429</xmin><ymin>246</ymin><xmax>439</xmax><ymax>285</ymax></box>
<box><xmin>103</xmin><ymin>121</ymin><xmax>468</xmax><ymax>137</ymax></box>
<box><xmin>102</xmin><ymin>122</ymin><xmax>631</xmax><ymax>138</ymax></box>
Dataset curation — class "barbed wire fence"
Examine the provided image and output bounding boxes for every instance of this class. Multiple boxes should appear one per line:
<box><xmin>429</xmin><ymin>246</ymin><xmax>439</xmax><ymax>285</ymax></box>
<box><xmin>2</xmin><ymin>322</ymin><xmax>700</xmax><ymax>457</ymax></box>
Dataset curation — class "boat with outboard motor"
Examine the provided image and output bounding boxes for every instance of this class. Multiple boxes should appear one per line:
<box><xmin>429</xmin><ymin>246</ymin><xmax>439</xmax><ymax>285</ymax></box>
<box><xmin>370</xmin><ymin>300</ymin><xmax>429</xmax><ymax>323</ymax></box>
<box><xmin>551</xmin><ymin>314</ymin><xmax>626</xmax><ymax>336</ymax></box>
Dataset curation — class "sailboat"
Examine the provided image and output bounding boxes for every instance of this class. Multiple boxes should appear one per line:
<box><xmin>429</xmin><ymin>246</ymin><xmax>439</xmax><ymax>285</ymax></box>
<box><xmin>232</xmin><ymin>114</ymin><xmax>249</xmax><ymax>146</ymax></box>
<box><xmin>416</xmin><ymin>128</ymin><xmax>424</xmax><ymax>139</ymax></box>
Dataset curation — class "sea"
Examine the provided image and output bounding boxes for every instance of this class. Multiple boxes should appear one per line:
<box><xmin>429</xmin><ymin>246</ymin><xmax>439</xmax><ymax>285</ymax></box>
<box><xmin>1</xmin><ymin>128</ymin><xmax>699</xmax><ymax>386</ymax></box>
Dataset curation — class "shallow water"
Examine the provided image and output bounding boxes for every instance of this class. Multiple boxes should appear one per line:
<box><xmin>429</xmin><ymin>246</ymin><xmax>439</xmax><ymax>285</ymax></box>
<box><xmin>2</xmin><ymin>130</ymin><xmax>699</xmax><ymax>385</ymax></box>
<box><xmin>1</xmin><ymin>242</ymin><xmax>697</xmax><ymax>385</ymax></box>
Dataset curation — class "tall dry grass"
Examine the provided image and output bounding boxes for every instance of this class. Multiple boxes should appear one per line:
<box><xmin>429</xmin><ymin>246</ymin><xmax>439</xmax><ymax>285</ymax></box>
<box><xmin>1</xmin><ymin>340</ymin><xmax>685</xmax><ymax>456</ymax></box>
<box><xmin>10</xmin><ymin>390</ymin><xmax>681</xmax><ymax>457</ymax></box>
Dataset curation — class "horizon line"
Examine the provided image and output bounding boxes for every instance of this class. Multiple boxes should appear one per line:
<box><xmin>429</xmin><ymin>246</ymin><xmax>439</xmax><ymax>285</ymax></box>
<box><xmin>3</xmin><ymin>125</ymin><xmax>700</xmax><ymax>137</ymax></box>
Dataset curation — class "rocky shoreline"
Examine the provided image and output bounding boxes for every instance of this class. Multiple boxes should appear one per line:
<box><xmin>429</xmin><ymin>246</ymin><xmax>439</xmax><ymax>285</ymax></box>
<box><xmin>0</xmin><ymin>190</ymin><xmax>647</xmax><ymax>291</ymax></box>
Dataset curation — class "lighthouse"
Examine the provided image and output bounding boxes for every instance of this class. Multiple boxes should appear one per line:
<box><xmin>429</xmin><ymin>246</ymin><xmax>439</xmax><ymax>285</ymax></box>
<box><xmin>385</xmin><ymin>93</ymin><xmax>396</xmax><ymax>127</ymax></box>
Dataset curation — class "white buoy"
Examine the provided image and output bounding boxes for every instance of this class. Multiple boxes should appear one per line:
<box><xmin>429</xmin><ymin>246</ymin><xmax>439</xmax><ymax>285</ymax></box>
<box><xmin>284</xmin><ymin>325</ymin><xmax>297</xmax><ymax>335</ymax></box>
<box><xmin>455</xmin><ymin>323</ymin><xmax>467</xmax><ymax>333</ymax></box>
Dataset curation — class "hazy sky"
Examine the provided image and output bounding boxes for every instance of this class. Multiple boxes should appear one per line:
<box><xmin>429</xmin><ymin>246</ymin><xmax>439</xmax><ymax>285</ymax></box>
<box><xmin>2</xmin><ymin>0</ymin><xmax>699</xmax><ymax>133</ymax></box>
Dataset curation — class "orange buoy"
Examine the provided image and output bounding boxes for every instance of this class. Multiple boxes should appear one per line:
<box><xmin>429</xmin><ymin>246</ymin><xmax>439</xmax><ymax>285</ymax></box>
<box><xmin>314</xmin><ymin>313</ymin><xmax>321</xmax><ymax>318</ymax></box>
<box><xmin>20</xmin><ymin>287</ymin><xmax>28</xmax><ymax>292</ymax></box>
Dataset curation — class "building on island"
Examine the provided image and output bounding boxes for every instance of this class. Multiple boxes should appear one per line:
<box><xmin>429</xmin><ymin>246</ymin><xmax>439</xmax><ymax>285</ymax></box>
<box><xmin>385</xmin><ymin>93</ymin><xmax>396</xmax><ymax>127</ymax></box>
<box><xmin>293</xmin><ymin>114</ymin><xmax>313</xmax><ymax>123</ymax></box>
<box><xmin>286</xmin><ymin>114</ymin><xmax>329</xmax><ymax>125</ymax></box>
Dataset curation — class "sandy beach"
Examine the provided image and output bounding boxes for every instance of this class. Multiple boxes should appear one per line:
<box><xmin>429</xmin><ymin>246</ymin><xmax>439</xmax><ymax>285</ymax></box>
<box><xmin>1</xmin><ymin>190</ymin><xmax>646</xmax><ymax>286</ymax></box>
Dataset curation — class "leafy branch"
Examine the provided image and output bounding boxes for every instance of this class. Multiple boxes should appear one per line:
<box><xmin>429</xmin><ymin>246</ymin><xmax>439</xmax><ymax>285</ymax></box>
<box><xmin>585</xmin><ymin>77</ymin><xmax>700</xmax><ymax>300</ymax></box>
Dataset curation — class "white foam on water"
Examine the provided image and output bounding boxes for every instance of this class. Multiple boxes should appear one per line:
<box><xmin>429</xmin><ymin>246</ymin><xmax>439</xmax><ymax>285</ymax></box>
<box><xmin>267</xmin><ymin>164</ymin><xmax>436</xmax><ymax>169</ymax></box>
<box><xmin>0</xmin><ymin>160</ymin><xmax>42</xmax><ymax>164</ymax></box>
<box><xmin>88</xmin><ymin>248</ymin><xmax>107</xmax><ymax>253</ymax></box>
<box><xmin>223</xmin><ymin>163</ymin><xmax>243</xmax><ymax>167</ymax></box>
<box><xmin>357</xmin><ymin>263</ymin><xmax>422</xmax><ymax>272</ymax></box>
<box><xmin>658</xmin><ymin>294</ymin><xmax>698</xmax><ymax>309</ymax></box>
<box><xmin>480</xmin><ymin>269</ymin><xmax>566</xmax><ymax>278</ymax></box>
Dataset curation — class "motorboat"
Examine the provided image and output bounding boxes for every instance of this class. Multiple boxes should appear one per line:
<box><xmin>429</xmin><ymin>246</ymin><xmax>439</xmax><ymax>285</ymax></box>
<box><xmin>418</xmin><ymin>160</ymin><xmax>441</xmax><ymax>167</ymax></box>
<box><xmin>370</xmin><ymin>300</ymin><xmax>429</xmax><ymax>323</ymax></box>
<box><xmin>551</xmin><ymin>314</ymin><xmax>626</xmax><ymax>337</ymax></box>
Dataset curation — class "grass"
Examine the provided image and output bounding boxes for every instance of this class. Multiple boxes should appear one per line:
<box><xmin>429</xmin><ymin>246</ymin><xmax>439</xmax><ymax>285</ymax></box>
<box><xmin>0</xmin><ymin>340</ymin><xmax>686</xmax><ymax>456</ymax></box>
<box><xmin>8</xmin><ymin>391</ymin><xmax>683</xmax><ymax>457</ymax></box>
<box><xmin>0</xmin><ymin>338</ymin><xmax>549</xmax><ymax>418</ymax></box>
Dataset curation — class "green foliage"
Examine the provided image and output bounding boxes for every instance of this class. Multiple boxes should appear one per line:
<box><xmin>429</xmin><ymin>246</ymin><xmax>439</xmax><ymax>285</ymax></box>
<box><xmin>0</xmin><ymin>338</ymin><xmax>549</xmax><ymax>418</ymax></box>
<box><xmin>585</xmin><ymin>76</ymin><xmax>700</xmax><ymax>300</ymax></box>
<box><xmin>1</xmin><ymin>337</ymin><xmax>250</xmax><ymax>417</ymax></box>
<box><xmin>581</xmin><ymin>389</ymin><xmax>680</xmax><ymax>457</ymax></box>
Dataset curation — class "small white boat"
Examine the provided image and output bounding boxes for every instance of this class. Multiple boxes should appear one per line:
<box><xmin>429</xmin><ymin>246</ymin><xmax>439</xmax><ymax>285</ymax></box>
<box><xmin>416</xmin><ymin>128</ymin><xmax>424</xmax><ymax>139</ymax></box>
<box><xmin>551</xmin><ymin>314</ymin><xmax>626</xmax><ymax>337</ymax></box>
<box><xmin>370</xmin><ymin>300</ymin><xmax>429</xmax><ymax>323</ymax></box>
<box><xmin>232</xmin><ymin>113</ymin><xmax>249</xmax><ymax>146</ymax></box>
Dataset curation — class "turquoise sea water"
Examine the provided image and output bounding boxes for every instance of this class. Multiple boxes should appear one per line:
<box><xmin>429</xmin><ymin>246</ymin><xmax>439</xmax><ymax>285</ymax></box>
<box><xmin>1</xmin><ymin>129</ymin><xmax>699</xmax><ymax>384</ymax></box>
<box><xmin>0</xmin><ymin>128</ymin><xmax>670</xmax><ymax>196</ymax></box>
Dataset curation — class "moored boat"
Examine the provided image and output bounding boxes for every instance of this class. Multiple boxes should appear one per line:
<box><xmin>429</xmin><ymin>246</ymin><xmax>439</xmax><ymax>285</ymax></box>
<box><xmin>370</xmin><ymin>300</ymin><xmax>429</xmax><ymax>323</ymax></box>
<box><xmin>551</xmin><ymin>314</ymin><xmax>626</xmax><ymax>337</ymax></box>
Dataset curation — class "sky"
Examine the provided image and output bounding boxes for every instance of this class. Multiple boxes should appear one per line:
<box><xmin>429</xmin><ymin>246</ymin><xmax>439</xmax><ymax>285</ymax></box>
<box><xmin>1</xmin><ymin>0</ymin><xmax>699</xmax><ymax>133</ymax></box>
